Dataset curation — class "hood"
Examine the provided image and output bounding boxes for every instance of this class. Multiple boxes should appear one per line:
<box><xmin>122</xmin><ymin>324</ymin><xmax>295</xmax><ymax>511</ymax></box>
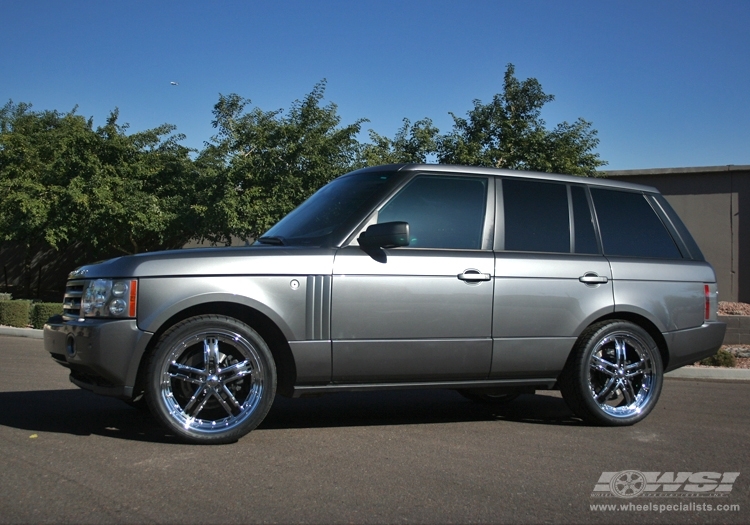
<box><xmin>68</xmin><ymin>246</ymin><xmax>337</xmax><ymax>279</ymax></box>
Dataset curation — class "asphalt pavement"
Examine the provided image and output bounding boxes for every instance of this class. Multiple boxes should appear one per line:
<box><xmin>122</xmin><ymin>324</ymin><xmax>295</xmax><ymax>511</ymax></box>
<box><xmin>1</xmin><ymin>335</ymin><xmax>749</xmax><ymax>524</ymax></box>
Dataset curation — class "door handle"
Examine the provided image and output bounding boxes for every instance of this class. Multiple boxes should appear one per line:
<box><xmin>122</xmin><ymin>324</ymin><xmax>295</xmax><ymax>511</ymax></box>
<box><xmin>458</xmin><ymin>270</ymin><xmax>492</xmax><ymax>282</ymax></box>
<box><xmin>579</xmin><ymin>272</ymin><xmax>608</xmax><ymax>284</ymax></box>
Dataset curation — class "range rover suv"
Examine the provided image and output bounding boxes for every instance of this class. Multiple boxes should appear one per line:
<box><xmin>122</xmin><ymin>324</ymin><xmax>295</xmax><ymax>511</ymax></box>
<box><xmin>44</xmin><ymin>164</ymin><xmax>726</xmax><ymax>443</ymax></box>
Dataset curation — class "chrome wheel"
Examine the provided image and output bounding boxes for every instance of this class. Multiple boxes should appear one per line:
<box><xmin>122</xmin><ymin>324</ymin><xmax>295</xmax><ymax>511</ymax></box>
<box><xmin>560</xmin><ymin>321</ymin><xmax>663</xmax><ymax>426</ymax></box>
<box><xmin>587</xmin><ymin>331</ymin><xmax>657</xmax><ymax>419</ymax></box>
<box><xmin>147</xmin><ymin>316</ymin><xmax>276</xmax><ymax>443</ymax></box>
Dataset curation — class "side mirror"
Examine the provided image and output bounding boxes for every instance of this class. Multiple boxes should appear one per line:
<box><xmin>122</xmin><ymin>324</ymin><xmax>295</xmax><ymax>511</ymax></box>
<box><xmin>358</xmin><ymin>221</ymin><xmax>410</xmax><ymax>249</ymax></box>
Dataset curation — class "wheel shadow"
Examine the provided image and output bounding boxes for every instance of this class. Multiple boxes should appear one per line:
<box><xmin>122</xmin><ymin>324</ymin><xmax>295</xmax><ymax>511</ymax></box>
<box><xmin>0</xmin><ymin>388</ymin><xmax>581</xmax><ymax>443</ymax></box>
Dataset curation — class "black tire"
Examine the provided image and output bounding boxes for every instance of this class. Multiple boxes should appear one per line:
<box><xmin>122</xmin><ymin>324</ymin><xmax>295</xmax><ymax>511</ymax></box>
<box><xmin>145</xmin><ymin>315</ymin><xmax>277</xmax><ymax>444</ymax></box>
<box><xmin>559</xmin><ymin>320</ymin><xmax>663</xmax><ymax>426</ymax></box>
<box><xmin>457</xmin><ymin>389</ymin><xmax>521</xmax><ymax>405</ymax></box>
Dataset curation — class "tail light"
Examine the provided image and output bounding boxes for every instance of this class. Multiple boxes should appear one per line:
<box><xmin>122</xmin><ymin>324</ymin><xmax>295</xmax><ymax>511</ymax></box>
<box><xmin>704</xmin><ymin>284</ymin><xmax>710</xmax><ymax>321</ymax></box>
<box><xmin>704</xmin><ymin>283</ymin><xmax>718</xmax><ymax>322</ymax></box>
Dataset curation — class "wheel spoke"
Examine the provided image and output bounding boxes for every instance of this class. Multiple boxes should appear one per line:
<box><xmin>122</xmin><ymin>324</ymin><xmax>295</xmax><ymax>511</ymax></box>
<box><xmin>625</xmin><ymin>359</ymin><xmax>647</xmax><ymax>378</ymax></box>
<box><xmin>204</xmin><ymin>336</ymin><xmax>222</xmax><ymax>373</ymax></box>
<box><xmin>189</xmin><ymin>390</ymin><xmax>212</xmax><ymax>417</ymax></box>
<box><xmin>168</xmin><ymin>362</ymin><xmax>206</xmax><ymax>385</ymax></box>
<box><xmin>183</xmin><ymin>383</ymin><xmax>207</xmax><ymax>415</ymax></box>
<box><xmin>220</xmin><ymin>360</ymin><xmax>253</xmax><ymax>383</ymax></box>
<box><xmin>620</xmin><ymin>379</ymin><xmax>636</xmax><ymax>405</ymax></box>
<box><xmin>222</xmin><ymin>385</ymin><xmax>242</xmax><ymax>409</ymax></box>
<box><xmin>614</xmin><ymin>337</ymin><xmax>628</xmax><ymax>366</ymax></box>
<box><xmin>170</xmin><ymin>361</ymin><xmax>206</xmax><ymax>377</ymax></box>
<box><xmin>167</xmin><ymin>371</ymin><xmax>204</xmax><ymax>385</ymax></box>
<box><xmin>595</xmin><ymin>377</ymin><xmax>618</xmax><ymax>402</ymax></box>
<box><xmin>215</xmin><ymin>387</ymin><xmax>237</xmax><ymax>416</ymax></box>
<box><xmin>591</xmin><ymin>355</ymin><xmax>617</xmax><ymax>376</ymax></box>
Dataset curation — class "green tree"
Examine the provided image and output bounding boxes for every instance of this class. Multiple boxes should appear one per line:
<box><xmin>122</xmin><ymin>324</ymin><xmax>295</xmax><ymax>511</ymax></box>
<box><xmin>0</xmin><ymin>102</ymin><xmax>70</xmax><ymax>251</ymax></box>
<box><xmin>438</xmin><ymin>64</ymin><xmax>606</xmax><ymax>176</ymax></box>
<box><xmin>0</xmin><ymin>101</ymin><xmax>197</xmax><ymax>262</ymax></box>
<box><xmin>361</xmin><ymin>118</ymin><xmax>439</xmax><ymax>166</ymax></box>
<box><xmin>199</xmin><ymin>81</ymin><xmax>365</xmax><ymax>243</ymax></box>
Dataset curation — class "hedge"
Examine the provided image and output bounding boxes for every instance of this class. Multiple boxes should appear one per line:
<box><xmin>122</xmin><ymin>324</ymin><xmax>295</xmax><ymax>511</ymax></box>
<box><xmin>30</xmin><ymin>302</ymin><xmax>64</xmax><ymax>329</ymax></box>
<box><xmin>0</xmin><ymin>300</ymin><xmax>32</xmax><ymax>328</ymax></box>
<box><xmin>0</xmin><ymin>300</ymin><xmax>63</xmax><ymax>329</ymax></box>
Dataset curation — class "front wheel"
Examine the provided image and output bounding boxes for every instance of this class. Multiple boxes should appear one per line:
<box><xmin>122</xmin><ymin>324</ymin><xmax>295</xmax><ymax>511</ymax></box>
<box><xmin>146</xmin><ymin>315</ymin><xmax>276</xmax><ymax>444</ymax></box>
<box><xmin>559</xmin><ymin>321</ymin><xmax>663</xmax><ymax>426</ymax></box>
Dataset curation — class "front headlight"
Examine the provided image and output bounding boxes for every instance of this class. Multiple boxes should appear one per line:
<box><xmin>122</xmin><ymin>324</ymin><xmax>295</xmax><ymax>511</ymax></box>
<box><xmin>81</xmin><ymin>279</ymin><xmax>138</xmax><ymax>318</ymax></box>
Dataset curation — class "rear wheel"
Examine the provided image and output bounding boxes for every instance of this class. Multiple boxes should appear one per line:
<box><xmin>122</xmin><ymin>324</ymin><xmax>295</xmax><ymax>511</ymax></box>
<box><xmin>146</xmin><ymin>315</ymin><xmax>276</xmax><ymax>444</ymax></box>
<box><xmin>560</xmin><ymin>320</ymin><xmax>663</xmax><ymax>426</ymax></box>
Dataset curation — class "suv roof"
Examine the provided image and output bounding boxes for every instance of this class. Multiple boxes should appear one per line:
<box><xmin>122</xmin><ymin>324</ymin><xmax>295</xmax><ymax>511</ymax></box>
<box><xmin>353</xmin><ymin>163</ymin><xmax>660</xmax><ymax>193</ymax></box>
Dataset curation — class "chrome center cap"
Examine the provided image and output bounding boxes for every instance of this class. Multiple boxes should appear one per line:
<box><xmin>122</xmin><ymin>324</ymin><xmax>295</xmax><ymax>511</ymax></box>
<box><xmin>206</xmin><ymin>375</ymin><xmax>220</xmax><ymax>388</ymax></box>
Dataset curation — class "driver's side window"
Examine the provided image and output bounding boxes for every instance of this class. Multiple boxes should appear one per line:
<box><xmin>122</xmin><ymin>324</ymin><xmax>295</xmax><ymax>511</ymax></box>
<box><xmin>377</xmin><ymin>175</ymin><xmax>488</xmax><ymax>249</ymax></box>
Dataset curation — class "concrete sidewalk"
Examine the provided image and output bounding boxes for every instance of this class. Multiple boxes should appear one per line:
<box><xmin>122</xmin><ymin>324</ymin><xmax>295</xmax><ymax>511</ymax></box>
<box><xmin>0</xmin><ymin>326</ymin><xmax>43</xmax><ymax>339</ymax></box>
<box><xmin>2</xmin><ymin>325</ymin><xmax>749</xmax><ymax>380</ymax></box>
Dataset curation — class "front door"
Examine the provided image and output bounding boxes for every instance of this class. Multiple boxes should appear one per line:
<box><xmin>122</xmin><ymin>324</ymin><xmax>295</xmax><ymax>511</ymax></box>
<box><xmin>331</xmin><ymin>174</ymin><xmax>494</xmax><ymax>382</ymax></box>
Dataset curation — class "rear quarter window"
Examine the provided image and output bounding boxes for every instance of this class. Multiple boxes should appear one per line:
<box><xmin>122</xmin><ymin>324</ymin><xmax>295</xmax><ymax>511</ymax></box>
<box><xmin>591</xmin><ymin>188</ymin><xmax>682</xmax><ymax>259</ymax></box>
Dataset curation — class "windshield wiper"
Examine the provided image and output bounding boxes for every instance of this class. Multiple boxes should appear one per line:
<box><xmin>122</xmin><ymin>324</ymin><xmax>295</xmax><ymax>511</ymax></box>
<box><xmin>256</xmin><ymin>236</ymin><xmax>285</xmax><ymax>246</ymax></box>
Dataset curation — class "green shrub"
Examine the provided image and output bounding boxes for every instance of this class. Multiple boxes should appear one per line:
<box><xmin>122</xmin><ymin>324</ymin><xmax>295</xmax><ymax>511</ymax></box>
<box><xmin>0</xmin><ymin>293</ymin><xmax>11</xmax><ymax>301</ymax></box>
<box><xmin>30</xmin><ymin>302</ymin><xmax>64</xmax><ymax>329</ymax></box>
<box><xmin>700</xmin><ymin>348</ymin><xmax>736</xmax><ymax>368</ymax></box>
<box><xmin>0</xmin><ymin>300</ymin><xmax>32</xmax><ymax>328</ymax></box>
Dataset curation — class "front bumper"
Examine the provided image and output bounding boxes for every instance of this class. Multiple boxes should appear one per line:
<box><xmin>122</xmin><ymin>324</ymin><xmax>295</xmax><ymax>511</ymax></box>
<box><xmin>664</xmin><ymin>320</ymin><xmax>727</xmax><ymax>372</ymax></box>
<box><xmin>44</xmin><ymin>318</ymin><xmax>153</xmax><ymax>399</ymax></box>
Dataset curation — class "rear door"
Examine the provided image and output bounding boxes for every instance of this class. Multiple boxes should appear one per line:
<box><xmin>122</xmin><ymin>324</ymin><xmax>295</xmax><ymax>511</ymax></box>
<box><xmin>491</xmin><ymin>179</ymin><xmax>615</xmax><ymax>379</ymax></box>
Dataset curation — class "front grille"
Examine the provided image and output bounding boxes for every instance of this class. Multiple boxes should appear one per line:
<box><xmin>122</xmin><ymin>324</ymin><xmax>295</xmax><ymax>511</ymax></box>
<box><xmin>63</xmin><ymin>279</ymin><xmax>85</xmax><ymax>319</ymax></box>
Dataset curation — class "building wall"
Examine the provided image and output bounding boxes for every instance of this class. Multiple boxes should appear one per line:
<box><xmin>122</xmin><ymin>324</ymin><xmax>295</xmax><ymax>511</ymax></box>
<box><xmin>606</xmin><ymin>165</ymin><xmax>749</xmax><ymax>303</ymax></box>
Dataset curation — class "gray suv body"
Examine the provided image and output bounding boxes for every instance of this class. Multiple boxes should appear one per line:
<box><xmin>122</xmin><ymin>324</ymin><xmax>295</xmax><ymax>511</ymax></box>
<box><xmin>44</xmin><ymin>163</ymin><xmax>726</xmax><ymax>443</ymax></box>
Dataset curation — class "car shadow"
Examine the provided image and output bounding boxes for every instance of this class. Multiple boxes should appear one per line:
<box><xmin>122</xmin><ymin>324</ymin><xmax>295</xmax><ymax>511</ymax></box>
<box><xmin>260</xmin><ymin>389</ymin><xmax>581</xmax><ymax>430</ymax></box>
<box><xmin>0</xmin><ymin>388</ymin><xmax>580</xmax><ymax>443</ymax></box>
<box><xmin>0</xmin><ymin>389</ymin><xmax>177</xmax><ymax>443</ymax></box>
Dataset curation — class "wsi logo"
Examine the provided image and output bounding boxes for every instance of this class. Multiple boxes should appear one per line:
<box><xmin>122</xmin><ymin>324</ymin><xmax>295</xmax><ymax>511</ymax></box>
<box><xmin>592</xmin><ymin>471</ymin><xmax>740</xmax><ymax>498</ymax></box>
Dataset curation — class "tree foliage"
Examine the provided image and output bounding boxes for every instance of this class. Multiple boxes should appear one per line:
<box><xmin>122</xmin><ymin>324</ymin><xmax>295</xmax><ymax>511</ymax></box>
<box><xmin>0</xmin><ymin>101</ymin><xmax>197</xmax><ymax>262</ymax></box>
<box><xmin>362</xmin><ymin>118</ymin><xmax>439</xmax><ymax>166</ymax></box>
<box><xmin>437</xmin><ymin>64</ymin><xmax>606</xmax><ymax>176</ymax></box>
<box><xmin>198</xmin><ymin>81</ymin><xmax>365</xmax><ymax>243</ymax></box>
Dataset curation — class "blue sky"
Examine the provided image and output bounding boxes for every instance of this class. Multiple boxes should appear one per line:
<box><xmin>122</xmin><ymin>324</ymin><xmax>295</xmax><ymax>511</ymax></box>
<box><xmin>2</xmin><ymin>0</ymin><xmax>748</xmax><ymax>170</ymax></box>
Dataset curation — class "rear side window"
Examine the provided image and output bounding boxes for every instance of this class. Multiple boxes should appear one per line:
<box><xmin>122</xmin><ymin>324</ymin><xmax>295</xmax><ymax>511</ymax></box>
<box><xmin>591</xmin><ymin>188</ymin><xmax>682</xmax><ymax>259</ymax></box>
<box><xmin>378</xmin><ymin>175</ymin><xmax>488</xmax><ymax>249</ymax></box>
<box><xmin>503</xmin><ymin>179</ymin><xmax>569</xmax><ymax>253</ymax></box>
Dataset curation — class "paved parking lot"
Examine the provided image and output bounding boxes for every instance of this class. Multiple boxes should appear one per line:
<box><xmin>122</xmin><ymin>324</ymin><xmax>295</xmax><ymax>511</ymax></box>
<box><xmin>1</xmin><ymin>334</ymin><xmax>749</xmax><ymax>524</ymax></box>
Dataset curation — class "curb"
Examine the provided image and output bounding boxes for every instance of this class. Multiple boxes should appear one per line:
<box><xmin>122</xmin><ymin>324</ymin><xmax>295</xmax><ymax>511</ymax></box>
<box><xmin>0</xmin><ymin>326</ymin><xmax>44</xmax><ymax>339</ymax></box>
<box><xmin>665</xmin><ymin>367</ymin><xmax>750</xmax><ymax>381</ymax></box>
<box><xmin>1</xmin><ymin>325</ymin><xmax>749</xmax><ymax>380</ymax></box>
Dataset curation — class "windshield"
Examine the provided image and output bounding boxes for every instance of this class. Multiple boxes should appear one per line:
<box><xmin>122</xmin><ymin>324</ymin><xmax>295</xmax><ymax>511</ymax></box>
<box><xmin>258</xmin><ymin>170</ymin><xmax>398</xmax><ymax>246</ymax></box>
